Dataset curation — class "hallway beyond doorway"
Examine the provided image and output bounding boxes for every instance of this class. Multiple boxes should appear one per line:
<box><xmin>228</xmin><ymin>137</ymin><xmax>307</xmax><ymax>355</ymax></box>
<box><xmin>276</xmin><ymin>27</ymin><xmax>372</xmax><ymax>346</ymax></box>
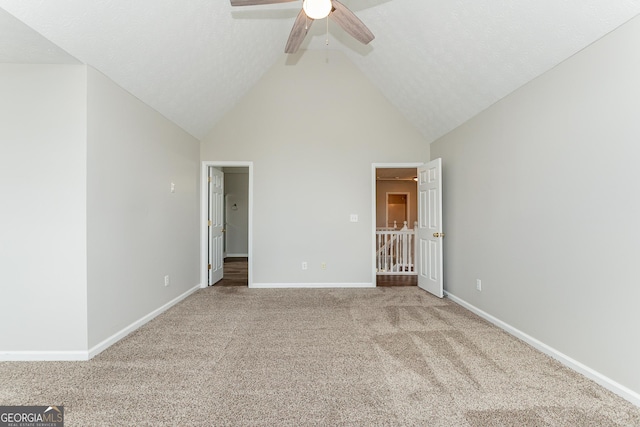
<box><xmin>376</xmin><ymin>275</ymin><xmax>417</xmax><ymax>287</ymax></box>
<box><xmin>216</xmin><ymin>257</ymin><xmax>248</xmax><ymax>287</ymax></box>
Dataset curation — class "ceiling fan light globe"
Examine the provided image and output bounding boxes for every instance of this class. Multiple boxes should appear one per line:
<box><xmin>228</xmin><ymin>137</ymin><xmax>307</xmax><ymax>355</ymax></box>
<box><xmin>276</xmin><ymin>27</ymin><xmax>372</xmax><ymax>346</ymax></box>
<box><xmin>302</xmin><ymin>0</ymin><xmax>332</xmax><ymax>20</ymax></box>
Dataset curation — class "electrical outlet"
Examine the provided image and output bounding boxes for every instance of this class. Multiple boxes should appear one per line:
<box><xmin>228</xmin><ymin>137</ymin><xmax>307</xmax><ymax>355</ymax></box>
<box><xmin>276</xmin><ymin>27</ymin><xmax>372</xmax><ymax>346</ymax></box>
<box><xmin>302</xmin><ymin>262</ymin><xmax>308</xmax><ymax>270</ymax></box>
<box><xmin>476</xmin><ymin>279</ymin><xmax>482</xmax><ymax>291</ymax></box>
<box><xmin>321</xmin><ymin>262</ymin><xmax>326</xmax><ymax>270</ymax></box>
<box><xmin>164</xmin><ymin>275</ymin><xmax>170</xmax><ymax>287</ymax></box>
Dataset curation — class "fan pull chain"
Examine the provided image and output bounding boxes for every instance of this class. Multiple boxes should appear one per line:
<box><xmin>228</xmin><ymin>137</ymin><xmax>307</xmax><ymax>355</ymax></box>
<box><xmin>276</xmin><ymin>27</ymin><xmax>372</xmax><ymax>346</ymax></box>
<box><xmin>326</xmin><ymin>16</ymin><xmax>329</xmax><ymax>45</ymax></box>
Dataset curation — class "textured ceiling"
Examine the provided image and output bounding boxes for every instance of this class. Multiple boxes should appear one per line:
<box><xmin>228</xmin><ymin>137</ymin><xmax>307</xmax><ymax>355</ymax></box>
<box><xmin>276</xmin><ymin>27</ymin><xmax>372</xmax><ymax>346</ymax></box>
<box><xmin>1</xmin><ymin>1</ymin><xmax>639</xmax><ymax>141</ymax></box>
<box><xmin>0</xmin><ymin>7</ymin><xmax>79</xmax><ymax>64</ymax></box>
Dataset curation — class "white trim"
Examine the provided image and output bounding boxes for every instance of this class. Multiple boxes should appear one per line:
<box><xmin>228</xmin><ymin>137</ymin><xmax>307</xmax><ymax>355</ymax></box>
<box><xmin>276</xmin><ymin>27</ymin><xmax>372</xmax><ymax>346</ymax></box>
<box><xmin>88</xmin><ymin>284</ymin><xmax>201</xmax><ymax>359</ymax></box>
<box><xmin>225</xmin><ymin>253</ymin><xmax>248</xmax><ymax>258</ymax></box>
<box><xmin>0</xmin><ymin>351</ymin><xmax>89</xmax><ymax>362</ymax></box>
<box><xmin>201</xmin><ymin>161</ymin><xmax>253</xmax><ymax>288</ymax></box>
<box><xmin>371</xmin><ymin>163</ymin><xmax>424</xmax><ymax>286</ymax></box>
<box><xmin>0</xmin><ymin>284</ymin><xmax>201</xmax><ymax>362</ymax></box>
<box><xmin>250</xmin><ymin>282</ymin><xmax>374</xmax><ymax>289</ymax></box>
<box><xmin>445</xmin><ymin>291</ymin><xmax>640</xmax><ymax>408</ymax></box>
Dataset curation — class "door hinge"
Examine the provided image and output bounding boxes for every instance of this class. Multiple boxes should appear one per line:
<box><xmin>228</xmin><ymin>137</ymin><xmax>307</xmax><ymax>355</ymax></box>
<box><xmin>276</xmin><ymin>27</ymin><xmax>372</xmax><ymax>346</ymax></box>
<box><xmin>208</xmin><ymin>264</ymin><xmax>212</xmax><ymax>270</ymax></box>
<box><xmin>208</xmin><ymin>176</ymin><xmax>212</xmax><ymax>183</ymax></box>
<box><xmin>208</xmin><ymin>220</ymin><xmax>212</xmax><ymax>227</ymax></box>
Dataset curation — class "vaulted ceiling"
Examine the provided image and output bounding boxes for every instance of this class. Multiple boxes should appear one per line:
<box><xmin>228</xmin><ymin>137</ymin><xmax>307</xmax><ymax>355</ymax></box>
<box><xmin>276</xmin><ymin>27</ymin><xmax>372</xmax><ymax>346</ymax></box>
<box><xmin>1</xmin><ymin>1</ymin><xmax>639</xmax><ymax>141</ymax></box>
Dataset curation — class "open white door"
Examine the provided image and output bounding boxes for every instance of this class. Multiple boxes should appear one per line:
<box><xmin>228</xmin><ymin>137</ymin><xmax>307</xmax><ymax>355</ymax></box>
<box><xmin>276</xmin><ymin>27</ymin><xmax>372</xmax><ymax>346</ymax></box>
<box><xmin>417</xmin><ymin>158</ymin><xmax>443</xmax><ymax>298</ymax></box>
<box><xmin>208</xmin><ymin>167</ymin><xmax>224</xmax><ymax>285</ymax></box>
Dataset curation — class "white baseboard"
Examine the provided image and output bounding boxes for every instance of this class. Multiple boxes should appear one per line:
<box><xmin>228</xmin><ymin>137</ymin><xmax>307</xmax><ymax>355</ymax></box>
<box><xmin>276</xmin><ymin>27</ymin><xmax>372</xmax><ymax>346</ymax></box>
<box><xmin>225</xmin><ymin>253</ymin><xmax>248</xmax><ymax>258</ymax></box>
<box><xmin>88</xmin><ymin>284</ymin><xmax>201</xmax><ymax>359</ymax></box>
<box><xmin>445</xmin><ymin>292</ymin><xmax>640</xmax><ymax>408</ymax></box>
<box><xmin>250</xmin><ymin>282</ymin><xmax>374</xmax><ymax>289</ymax></box>
<box><xmin>0</xmin><ymin>285</ymin><xmax>201</xmax><ymax>362</ymax></box>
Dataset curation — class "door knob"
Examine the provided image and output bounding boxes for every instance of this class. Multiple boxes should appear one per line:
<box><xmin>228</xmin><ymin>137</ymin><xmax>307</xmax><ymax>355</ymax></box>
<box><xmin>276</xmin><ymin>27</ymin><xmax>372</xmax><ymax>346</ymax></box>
<box><xmin>433</xmin><ymin>232</ymin><xmax>445</xmax><ymax>238</ymax></box>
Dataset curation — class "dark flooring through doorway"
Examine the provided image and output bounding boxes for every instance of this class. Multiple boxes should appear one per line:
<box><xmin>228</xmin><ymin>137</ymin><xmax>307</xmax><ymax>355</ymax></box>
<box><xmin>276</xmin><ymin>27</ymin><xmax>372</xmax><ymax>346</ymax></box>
<box><xmin>217</xmin><ymin>257</ymin><xmax>248</xmax><ymax>286</ymax></box>
<box><xmin>376</xmin><ymin>275</ymin><xmax>417</xmax><ymax>287</ymax></box>
<box><xmin>216</xmin><ymin>258</ymin><xmax>417</xmax><ymax>287</ymax></box>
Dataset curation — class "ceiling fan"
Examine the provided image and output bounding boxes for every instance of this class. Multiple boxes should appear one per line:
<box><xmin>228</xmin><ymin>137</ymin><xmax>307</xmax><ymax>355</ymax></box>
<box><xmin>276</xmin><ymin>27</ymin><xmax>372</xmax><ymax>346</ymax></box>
<box><xmin>230</xmin><ymin>0</ymin><xmax>375</xmax><ymax>54</ymax></box>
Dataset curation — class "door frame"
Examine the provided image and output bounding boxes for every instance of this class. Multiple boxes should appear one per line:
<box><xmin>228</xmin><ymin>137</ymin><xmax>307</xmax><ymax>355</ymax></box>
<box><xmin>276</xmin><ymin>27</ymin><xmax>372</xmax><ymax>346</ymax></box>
<box><xmin>372</xmin><ymin>163</ymin><xmax>424</xmax><ymax>285</ymax></box>
<box><xmin>200</xmin><ymin>161</ymin><xmax>253</xmax><ymax>288</ymax></box>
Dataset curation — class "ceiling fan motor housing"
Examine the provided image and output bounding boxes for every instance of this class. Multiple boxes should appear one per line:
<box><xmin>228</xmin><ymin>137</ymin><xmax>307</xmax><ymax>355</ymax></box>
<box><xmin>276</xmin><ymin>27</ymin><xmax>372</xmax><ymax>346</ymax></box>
<box><xmin>302</xmin><ymin>0</ymin><xmax>333</xmax><ymax>20</ymax></box>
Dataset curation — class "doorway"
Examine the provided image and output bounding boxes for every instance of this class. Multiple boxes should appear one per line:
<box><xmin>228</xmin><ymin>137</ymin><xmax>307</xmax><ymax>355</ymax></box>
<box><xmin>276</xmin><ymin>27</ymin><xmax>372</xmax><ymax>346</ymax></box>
<box><xmin>200</xmin><ymin>161</ymin><xmax>253</xmax><ymax>288</ymax></box>
<box><xmin>371</xmin><ymin>161</ymin><xmax>444</xmax><ymax>297</ymax></box>
<box><xmin>372</xmin><ymin>164</ymin><xmax>421</xmax><ymax>286</ymax></box>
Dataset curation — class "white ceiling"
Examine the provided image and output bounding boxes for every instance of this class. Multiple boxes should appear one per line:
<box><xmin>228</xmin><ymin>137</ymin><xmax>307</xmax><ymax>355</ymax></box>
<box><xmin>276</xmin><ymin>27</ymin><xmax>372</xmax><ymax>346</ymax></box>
<box><xmin>1</xmin><ymin>1</ymin><xmax>639</xmax><ymax>141</ymax></box>
<box><xmin>0</xmin><ymin>8</ymin><xmax>79</xmax><ymax>64</ymax></box>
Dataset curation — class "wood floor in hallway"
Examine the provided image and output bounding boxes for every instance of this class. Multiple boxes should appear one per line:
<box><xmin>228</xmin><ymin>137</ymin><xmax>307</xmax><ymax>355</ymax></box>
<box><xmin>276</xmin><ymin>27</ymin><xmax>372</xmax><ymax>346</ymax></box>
<box><xmin>216</xmin><ymin>257</ymin><xmax>248</xmax><ymax>286</ymax></box>
<box><xmin>215</xmin><ymin>258</ymin><xmax>417</xmax><ymax>287</ymax></box>
<box><xmin>376</xmin><ymin>274</ymin><xmax>417</xmax><ymax>287</ymax></box>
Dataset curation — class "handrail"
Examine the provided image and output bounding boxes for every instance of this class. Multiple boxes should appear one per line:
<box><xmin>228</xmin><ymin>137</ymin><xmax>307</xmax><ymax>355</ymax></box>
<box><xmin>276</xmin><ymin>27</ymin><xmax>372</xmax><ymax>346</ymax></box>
<box><xmin>376</xmin><ymin>224</ymin><xmax>417</xmax><ymax>275</ymax></box>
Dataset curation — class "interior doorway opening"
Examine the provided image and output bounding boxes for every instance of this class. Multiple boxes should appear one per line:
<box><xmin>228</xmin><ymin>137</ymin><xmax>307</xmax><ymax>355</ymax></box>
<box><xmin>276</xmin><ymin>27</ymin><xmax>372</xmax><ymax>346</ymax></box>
<box><xmin>220</xmin><ymin>167</ymin><xmax>249</xmax><ymax>287</ymax></box>
<box><xmin>222</xmin><ymin>167</ymin><xmax>249</xmax><ymax>259</ymax></box>
<box><xmin>373</xmin><ymin>164</ymin><xmax>421</xmax><ymax>287</ymax></box>
<box><xmin>371</xmin><ymin>160</ymin><xmax>444</xmax><ymax>296</ymax></box>
<box><xmin>200</xmin><ymin>161</ymin><xmax>253</xmax><ymax>288</ymax></box>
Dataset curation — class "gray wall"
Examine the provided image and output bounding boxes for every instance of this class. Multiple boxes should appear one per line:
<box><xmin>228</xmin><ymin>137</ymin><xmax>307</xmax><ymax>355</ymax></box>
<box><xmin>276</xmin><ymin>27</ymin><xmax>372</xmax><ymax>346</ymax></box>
<box><xmin>0</xmin><ymin>64</ymin><xmax>88</xmax><ymax>355</ymax></box>
<box><xmin>0</xmin><ymin>63</ymin><xmax>201</xmax><ymax>357</ymax></box>
<box><xmin>431</xmin><ymin>15</ymin><xmax>640</xmax><ymax>397</ymax></box>
<box><xmin>86</xmin><ymin>67</ymin><xmax>200</xmax><ymax>349</ymax></box>
<box><xmin>224</xmin><ymin>170</ymin><xmax>249</xmax><ymax>257</ymax></box>
<box><xmin>376</xmin><ymin>180</ymin><xmax>418</xmax><ymax>228</ymax></box>
<box><xmin>201</xmin><ymin>50</ymin><xmax>429</xmax><ymax>286</ymax></box>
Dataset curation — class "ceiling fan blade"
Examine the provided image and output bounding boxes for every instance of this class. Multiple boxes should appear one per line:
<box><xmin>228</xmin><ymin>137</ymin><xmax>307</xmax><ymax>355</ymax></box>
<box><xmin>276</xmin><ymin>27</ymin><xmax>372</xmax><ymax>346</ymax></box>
<box><xmin>329</xmin><ymin>0</ymin><xmax>374</xmax><ymax>45</ymax></box>
<box><xmin>285</xmin><ymin>9</ymin><xmax>313</xmax><ymax>54</ymax></box>
<box><xmin>230</xmin><ymin>0</ymin><xmax>297</xmax><ymax>6</ymax></box>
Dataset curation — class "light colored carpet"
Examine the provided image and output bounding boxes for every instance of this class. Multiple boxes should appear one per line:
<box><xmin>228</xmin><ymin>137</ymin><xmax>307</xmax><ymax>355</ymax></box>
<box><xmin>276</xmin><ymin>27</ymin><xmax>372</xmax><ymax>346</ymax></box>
<box><xmin>1</xmin><ymin>287</ymin><xmax>638</xmax><ymax>426</ymax></box>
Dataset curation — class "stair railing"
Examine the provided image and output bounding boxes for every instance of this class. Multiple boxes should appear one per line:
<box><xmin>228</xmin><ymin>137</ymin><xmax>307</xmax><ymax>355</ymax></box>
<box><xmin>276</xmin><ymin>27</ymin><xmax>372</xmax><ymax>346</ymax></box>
<box><xmin>376</xmin><ymin>221</ymin><xmax>417</xmax><ymax>275</ymax></box>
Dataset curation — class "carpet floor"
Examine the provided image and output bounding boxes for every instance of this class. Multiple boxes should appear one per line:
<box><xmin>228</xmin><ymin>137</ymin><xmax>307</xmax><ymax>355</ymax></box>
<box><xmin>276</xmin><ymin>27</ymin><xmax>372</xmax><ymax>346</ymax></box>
<box><xmin>1</xmin><ymin>287</ymin><xmax>638</xmax><ymax>426</ymax></box>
